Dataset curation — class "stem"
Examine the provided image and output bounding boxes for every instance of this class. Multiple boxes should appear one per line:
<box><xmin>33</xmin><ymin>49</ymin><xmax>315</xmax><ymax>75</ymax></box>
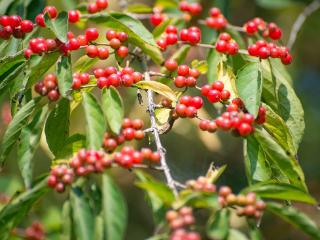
<box><xmin>287</xmin><ymin>0</ymin><xmax>320</xmax><ymax>50</ymax></box>
<box><xmin>144</xmin><ymin>71</ymin><xmax>179</xmax><ymax>197</ymax></box>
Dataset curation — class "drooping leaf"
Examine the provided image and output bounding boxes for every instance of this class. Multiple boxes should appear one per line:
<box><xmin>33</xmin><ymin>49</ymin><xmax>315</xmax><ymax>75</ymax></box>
<box><xmin>18</xmin><ymin>105</ymin><xmax>49</xmax><ymax>188</ymax></box>
<box><xmin>0</xmin><ymin>178</ymin><xmax>49</xmax><ymax>239</ymax></box>
<box><xmin>135</xmin><ymin>80</ymin><xmax>177</xmax><ymax>102</ymax></box>
<box><xmin>236</xmin><ymin>63</ymin><xmax>263</xmax><ymax>117</ymax></box>
<box><xmin>253</xmin><ymin>128</ymin><xmax>307</xmax><ymax>191</ymax></box>
<box><xmin>0</xmin><ymin>97</ymin><xmax>41</xmax><ymax>165</ymax></box>
<box><xmin>44</xmin><ymin>11</ymin><xmax>68</xmax><ymax>43</ymax></box>
<box><xmin>56</xmin><ymin>55</ymin><xmax>73</xmax><ymax>98</ymax></box>
<box><xmin>242</xmin><ymin>182</ymin><xmax>316</xmax><ymax>204</ymax></box>
<box><xmin>88</xmin><ymin>13</ymin><xmax>163</xmax><ymax>64</ymax></box>
<box><xmin>70</xmin><ymin>187</ymin><xmax>95</xmax><ymax>240</ymax></box>
<box><xmin>206</xmin><ymin>208</ymin><xmax>230</xmax><ymax>240</ymax></box>
<box><xmin>217</xmin><ymin>61</ymin><xmax>238</xmax><ymax>99</ymax></box>
<box><xmin>102</xmin><ymin>174</ymin><xmax>128</xmax><ymax>240</ymax></box>
<box><xmin>45</xmin><ymin>98</ymin><xmax>70</xmax><ymax>156</ymax></box>
<box><xmin>244</xmin><ymin>135</ymin><xmax>272</xmax><ymax>184</ymax></box>
<box><xmin>267</xmin><ymin>202</ymin><xmax>320</xmax><ymax>239</ymax></box>
<box><xmin>82</xmin><ymin>92</ymin><xmax>106</xmax><ymax>150</ymax></box>
<box><xmin>102</xmin><ymin>87</ymin><xmax>124</xmax><ymax>135</ymax></box>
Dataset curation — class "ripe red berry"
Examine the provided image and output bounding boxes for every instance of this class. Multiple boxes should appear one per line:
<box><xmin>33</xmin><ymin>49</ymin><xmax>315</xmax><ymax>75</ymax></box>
<box><xmin>150</xmin><ymin>13</ymin><xmax>164</xmax><ymax>26</ymax></box>
<box><xmin>35</xmin><ymin>14</ymin><xmax>46</xmax><ymax>27</ymax></box>
<box><xmin>187</xmin><ymin>31</ymin><xmax>201</xmax><ymax>45</ymax></box>
<box><xmin>179</xmin><ymin>29</ymin><xmax>189</xmax><ymax>41</ymax></box>
<box><xmin>20</xmin><ymin>20</ymin><xmax>34</xmax><ymax>33</ymax></box>
<box><xmin>210</xmin><ymin>7</ymin><xmax>221</xmax><ymax>17</ymax></box>
<box><xmin>106</xmin><ymin>30</ymin><xmax>117</xmax><ymax>40</ymax></box>
<box><xmin>117</xmin><ymin>32</ymin><xmax>128</xmax><ymax>42</ymax></box>
<box><xmin>227</xmin><ymin>42</ymin><xmax>239</xmax><ymax>55</ymax></box>
<box><xmin>68</xmin><ymin>38</ymin><xmax>80</xmax><ymax>51</ymax></box>
<box><xmin>122</xmin><ymin>74</ymin><xmax>134</xmax><ymax>87</ymax></box>
<box><xmin>238</xmin><ymin>123</ymin><xmax>252</xmax><ymax>136</ymax></box>
<box><xmin>176</xmin><ymin>104</ymin><xmax>187</xmax><ymax>117</ymax></box>
<box><xmin>258</xmin><ymin>46</ymin><xmax>270</xmax><ymax>59</ymax></box>
<box><xmin>132</xmin><ymin>72</ymin><xmax>143</xmax><ymax>83</ymax></box>
<box><xmin>43</xmin><ymin>6</ymin><xmax>58</xmax><ymax>19</ymax></box>
<box><xmin>157</xmin><ymin>39</ymin><xmax>167</xmax><ymax>50</ymax></box>
<box><xmin>109</xmin><ymin>74</ymin><xmax>121</xmax><ymax>87</ymax></box>
<box><xmin>117</xmin><ymin>46</ymin><xmax>129</xmax><ymax>58</ymax></box>
<box><xmin>97</xmin><ymin>77</ymin><xmax>108</xmax><ymax>88</ymax></box>
<box><xmin>109</xmin><ymin>38</ymin><xmax>121</xmax><ymax>49</ymax></box>
<box><xmin>201</xmin><ymin>84</ymin><xmax>211</xmax><ymax>96</ymax></box>
<box><xmin>281</xmin><ymin>54</ymin><xmax>292</xmax><ymax>65</ymax></box>
<box><xmin>188</xmin><ymin>3</ymin><xmax>202</xmax><ymax>16</ymax></box>
<box><xmin>72</xmin><ymin>77</ymin><xmax>82</xmax><ymax>90</ymax></box>
<box><xmin>216</xmin><ymin>40</ymin><xmax>228</xmax><ymax>53</ymax></box>
<box><xmin>207</xmin><ymin>89</ymin><xmax>221</xmax><ymax>103</ymax></box>
<box><xmin>219</xmin><ymin>33</ymin><xmax>231</xmax><ymax>41</ymax></box>
<box><xmin>85</xmin><ymin>28</ymin><xmax>99</xmax><ymax>41</ymax></box>
<box><xmin>68</xmin><ymin>10</ymin><xmax>80</xmax><ymax>23</ymax></box>
<box><xmin>88</xmin><ymin>3</ymin><xmax>99</xmax><ymax>14</ymax></box>
<box><xmin>166</xmin><ymin>33</ymin><xmax>178</xmax><ymax>45</ymax></box>
<box><xmin>98</xmin><ymin>47</ymin><xmax>109</xmax><ymax>59</ymax></box>
<box><xmin>212</xmin><ymin>81</ymin><xmax>224</xmax><ymax>91</ymax></box>
<box><xmin>86</xmin><ymin>45</ymin><xmax>99</xmax><ymax>58</ymax></box>
<box><xmin>96</xmin><ymin>0</ymin><xmax>109</xmax><ymax>10</ymax></box>
<box><xmin>166</xmin><ymin>25</ymin><xmax>178</xmax><ymax>34</ymax></box>
<box><xmin>220</xmin><ymin>90</ymin><xmax>231</xmax><ymax>101</ymax></box>
<box><xmin>245</xmin><ymin>21</ymin><xmax>258</xmax><ymax>34</ymax></box>
<box><xmin>177</xmin><ymin>65</ymin><xmax>189</xmax><ymax>76</ymax></box>
<box><xmin>24</xmin><ymin>49</ymin><xmax>33</xmax><ymax>58</ymax></box>
<box><xmin>165</xmin><ymin>59</ymin><xmax>178</xmax><ymax>71</ymax></box>
<box><xmin>47</xmin><ymin>90</ymin><xmax>60</xmax><ymax>101</ymax></box>
<box><xmin>191</xmin><ymin>96</ymin><xmax>203</xmax><ymax>109</ymax></box>
<box><xmin>174</xmin><ymin>76</ymin><xmax>186</xmax><ymax>88</ymax></box>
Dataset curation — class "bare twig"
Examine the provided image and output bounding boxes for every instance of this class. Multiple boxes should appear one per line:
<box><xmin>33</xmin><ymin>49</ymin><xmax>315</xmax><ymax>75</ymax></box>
<box><xmin>144</xmin><ymin>71</ymin><xmax>179</xmax><ymax>197</ymax></box>
<box><xmin>287</xmin><ymin>0</ymin><xmax>320</xmax><ymax>50</ymax></box>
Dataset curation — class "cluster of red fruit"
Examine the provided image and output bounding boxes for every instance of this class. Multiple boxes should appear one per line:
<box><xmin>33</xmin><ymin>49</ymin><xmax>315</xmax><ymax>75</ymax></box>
<box><xmin>201</xmin><ymin>81</ymin><xmax>231</xmax><ymax>103</ymax></box>
<box><xmin>186</xmin><ymin>176</ymin><xmax>216</xmax><ymax>193</ymax></box>
<box><xmin>113</xmin><ymin>146</ymin><xmax>160</xmax><ymax>169</ymax></box>
<box><xmin>94</xmin><ymin>66</ymin><xmax>143</xmax><ymax>89</ymax></box>
<box><xmin>70</xmin><ymin>149</ymin><xmax>112</xmax><ymax>177</ymax></box>
<box><xmin>0</xmin><ymin>15</ymin><xmax>33</xmax><ymax>39</ymax></box>
<box><xmin>175</xmin><ymin>96</ymin><xmax>203</xmax><ymax>118</ymax></box>
<box><xmin>179</xmin><ymin>26</ymin><xmax>201</xmax><ymax>45</ymax></box>
<box><xmin>165</xmin><ymin>61</ymin><xmax>201</xmax><ymax>88</ymax></box>
<box><xmin>35</xmin><ymin>6</ymin><xmax>59</xmax><ymax>27</ymax></box>
<box><xmin>47</xmin><ymin>165</ymin><xmax>74</xmax><ymax>193</ymax></box>
<box><xmin>24</xmin><ymin>37</ymin><xmax>58</xmax><ymax>58</ymax></box>
<box><xmin>24</xmin><ymin>221</ymin><xmax>45</xmax><ymax>240</ymax></box>
<box><xmin>72</xmin><ymin>72</ymin><xmax>91</xmax><ymax>90</ymax></box>
<box><xmin>166</xmin><ymin>207</ymin><xmax>201</xmax><ymax>240</ymax></box>
<box><xmin>248</xmin><ymin>40</ymin><xmax>292</xmax><ymax>65</ymax></box>
<box><xmin>34</xmin><ymin>74</ymin><xmax>60</xmax><ymax>102</ymax></box>
<box><xmin>179</xmin><ymin>1</ymin><xmax>202</xmax><ymax>16</ymax></box>
<box><xmin>244</xmin><ymin>18</ymin><xmax>282</xmax><ymax>40</ymax></box>
<box><xmin>87</xmin><ymin>0</ymin><xmax>109</xmax><ymax>14</ymax></box>
<box><xmin>103</xmin><ymin>118</ymin><xmax>145</xmax><ymax>152</ymax></box>
<box><xmin>205</xmin><ymin>7</ymin><xmax>228</xmax><ymax>30</ymax></box>
<box><xmin>215</xmin><ymin>33</ymin><xmax>239</xmax><ymax>55</ymax></box>
<box><xmin>218</xmin><ymin>187</ymin><xmax>266</xmax><ymax>219</ymax></box>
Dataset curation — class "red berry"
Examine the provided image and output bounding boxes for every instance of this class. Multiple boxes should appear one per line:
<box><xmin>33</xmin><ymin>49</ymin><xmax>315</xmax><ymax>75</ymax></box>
<box><xmin>157</xmin><ymin>39</ymin><xmax>167</xmax><ymax>50</ymax></box>
<box><xmin>72</xmin><ymin>77</ymin><xmax>82</xmax><ymax>90</ymax></box>
<box><xmin>117</xmin><ymin>32</ymin><xmax>128</xmax><ymax>42</ymax></box>
<box><xmin>212</xmin><ymin>81</ymin><xmax>224</xmax><ymax>91</ymax></box>
<box><xmin>180</xmin><ymin>96</ymin><xmax>192</xmax><ymax>105</ymax></box>
<box><xmin>219</xmin><ymin>33</ymin><xmax>231</xmax><ymax>41</ymax></box>
<box><xmin>166</xmin><ymin>33</ymin><xmax>178</xmax><ymax>45</ymax></box>
<box><xmin>188</xmin><ymin>3</ymin><xmax>202</xmax><ymax>16</ymax></box>
<box><xmin>86</xmin><ymin>45</ymin><xmax>99</xmax><ymax>58</ymax></box>
<box><xmin>189</xmin><ymin>68</ymin><xmax>200</xmax><ymax>78</ymax></box>
<box><xmin>68</xmin><ymin>38</ymin><xmax>80</xmax><ymax>50</ymax></box>
<box><xmin>96</xmin><ymin>0</ymin><xmax>109</xmax><ymax>10</ymax></box>
<box><xmin>242</xmin><ymin>113</ymin><xmax>255</xmax><ymax>124</ymax></box>
<box><xmin>43</xmin><ymin>6</ymin><xmax>58</xmax><ymax>19</ymax></box>
<box><xmin>185</xmin><ymin>76</ymin><xmax>196</xmax><ymax>87</ymax></box>
<box><xmin>238</xmin><ymin>123</ymin><xmax>253</xmax><ymax>136</ymax></box>
<box><xmin>77</xmin><ymin>35</ymin><xmax>88</xmax><ymax>46</ymax></box>
<box><xmin>176</xmin><ymin>104</ymin><xmax>187</xmax><ymax>117</ymax></box>
<box><xmin>150</xmin><ymin>14</ymin><xmax>164</xmax><ymax>26</ymax></box>
<box><xmin>187</xmin><ymin>31</ymin><xmax>201</xmax><ymax>45</ymax></box>
<box><xmin>0</xmin><ymin>16</ymin><xmax>11</xmax><ymax>27</ymax></box>
<box><xmin>186</xmin><ymin>106</ymin><xmax>197</xmax><ymax>118</ymax></box>
<box><xmin>248</xmin><ymin>44</ymin><xmax>259</xmax><ymax>56</ymax></box>
<box><xmin>201</xmin><ymin>84</ymin><xmax>211</xmax><ymax>96</ymax></box>
<box><xmin>227</xmin><ymin>42</ymin><xmax>239</xmax><ymax>55</ymax></box>
<box><xmin>20</xmin><ymin>20</ymin><xmax>34</xmax><ymax>33</ymax></box>
<box><xmin>24</xmin><ymin>49</ymin><xmax>33</xmax><ymax>58</ymax></box>
<box><xmin>109</xmin><ymin>38</ymin><xmax>121</xmax><ymax>49</ymax></box>
<box><xmin>177</xmin><ymin>65</ymin><xmax>189</xmax><ymax>76</ymax></box>
<box><xmin>245</xmin><ymin>21</ymin><xmax>258</xmax><ymax>34</ymax></box>
<box><xmin>122</xmin><ymin>74</ymin><xmax>134</xmax><ymax>87</ymax></box>
<box><xmin>179</xmin><ymin>1</ymin><xmax>190</xmax><ymax>11</ymax></box>
<box><xmin>191</xmin><ymin>96</ymin><xmax>203</xmax><ymax>109</ymax></box>
<box><xmin>123</xmin><ymin>128</ymin><xmax>135</xmax><ymax>140</ymax></box>
<box><xmin>98</xmin><ymin>47</ymin><xmax>109</xmax><ymax>59</ymax></box>
<box><xmin>151</xmin><ymin>152</ymin><xmax>161</xmax><ymax>162</ymax></box>
<box><xmin>94</xmin><ymin>68</ymin><xmax>106</xmax><ymax>78</ymax></box>
<box><xmin>281</xmin><ymin>54</ymin><xmax>292</xmax><ymax>65</ymax></box>
<box><xmin>210</xmin><ymin>7</ymin><xmax>221</xmax><ymax>17</ymax></box>
<box><xmin>106</xmin><ymin>30</ymin><xmax>117</xmax><ymax>40</ymax></box>
<box><xmin>207</xmin><ymin>89</ymin><xmax>221</xmax><ymax>103</ymax></box>
<box><xmin>166</xmin><ymin>25</ymin><xmax>177</xmax><ymax>34</ymax></box>
<box><xmin>258</xmin><ymin>46</ymin><xmax>270</xmax><ymax>59</ymax></box>
<box><xmin>88</xmin><ymin>3</ymin><xmax>99</xmax><ymax>13</ymax></box>
<box><xmin>165</xmin><ymin>59</ymin><xmax>178</xmax><ymax>71</ymax></box>
<box><xmin>132</xmin><ymin>72</ymin><xmax>143</xmax><ymax>83</ymax></box>
<box><xmin>108</xmin><ymin>74</ymin><xmax>121</xmax><ymax>87</ymax></box>
<box><xmin>179</xmin><ymin>29</ymin><xmax>189</xmax><ymax>41</ymax></box>
<box><xmin>68</xmin><ymin>10</ymin><xmax>80</xmax><ymax>23</ymax></box>
<box><xmin>85</xmin><ymin>28</ymin><xmax>99</xmax><ymax>41</ymax></box>
<box><xmin>97</xmin><ymin>77</ymin><xmax>108</xmax><ymax>88</ymax></box>
<box><xmin>47</xmin><ymin>90</ymin><xmax>60</xmax><ymax>101</ymax></box>
<box><xmin>117</xmin><ymin>46</ymin><xmax>129</xmax><ymax>58</ymax></box>
<box><xmin>199</xmin><ymin>120</ymin><xmax>209</xmax><ymax>131</ymax></box>
<box><xmin>220</xmin><ymin>90</ymin><xmax>231</xmax><ymax>101</ymax></box>
<box><xmin>174</xmin><ymin>76</ymin><xmax>186</xmax><ymax>88</ymax></box>
<box><xmin>35</xmin><ymin>14</ymin><xmax>46</xmax><ymax>27</ymax></box>
<box><xmin>216</xmin><ymin>40</ymin><xmax>228</xmax><ymax>53</ymax></box>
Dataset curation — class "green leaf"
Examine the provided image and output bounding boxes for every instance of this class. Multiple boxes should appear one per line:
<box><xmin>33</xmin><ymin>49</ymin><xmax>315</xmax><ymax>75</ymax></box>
<box><xmin>0</xmin><ymin>52</ymin><xmax>25</xmax><ymax>77</ymax></box>
<box><xmin>73</xmin><ymin>55</ymin><xmax>99</xmax><ymax>73</ymax></box>
<box><xmin>244</xmin><ymin>135</ymin><xmax>272</xmax><ymax>184</ymax></box>
<box><xmin>261</xmin><ymin>59</ymin><xmax>305</xmax><ymax>150</ymax></box>
<box><xmin>242</xmin><ymin>182</ymin><xmax>316</xmax><ymax>204</ymax></box>
<box><xmin>61</xmin><ymin>201</ymin><xmax>72</xmax><ymax>240</ymax></box>
<box><xmin>236</xmin><ymin>63</ymin><xmax>263</xmax><ymax>117</ymax></box>
<box><xmin>227</xmin><ymin>229</ymin><xmax>249</xmax><ymax>240</ymax></box>
<box><xmin>0</xmin><ymin>97</ymin><xmax>41</xmax><ymax>166</ymax></box>
<box><xmin>0</xmin><ymin>63</ymin><xmax>26</xmax><ymax>96</ymax></box>
<box><xmin>155</xmin><ymin>0</ymin><xmax>179</xmax><ymax>8</ymax></box>
<box><xmin>44</xmin><ymin>11</ymin><xmax>68</xmax><ymax>43</ymax></box>
<box><xmin>248</xmin><ymin>221</ymin><xmax>263</xmax><ymax>240</ymax></box>
<box><xmin>102</xmin><ymin>174</ymin><xmax>128</xmax><ymax>240</ymax></box>
<box><xmin>135</xmin><ymin>80</ymin><xmax>177</xmax><ymax>102</ymax></box>
<box><xmin>0</xmin><ymin>178</ymin><xmax>49</xmax><ymax>239</ymax></box>
<box><xmin>70</xmin><ymin>187</ymin><xmax>95</xmax><ymax>240</ymax></box>
<box><xmin>191</xmin><ymin>60</ymin><xmax>208</xmax><ymax>74</ymax></box>
<box><xmin>135</xmin><ymin>170</ymin><xmax>167</xmax><ymax>223</ymax></box>
<box><xmin>256</xmin><ymin>0</ymin><xmax>304</xmax><ymax>9</ymax></box>
<box><xmin>45</xmin><ymin>98</ymin><xmax>70</xmax><ymax>156</ymax></box>
<box><xmin>207</xmin><ymin>49</ymin><xmax>222</xmax><ymax>83</ymax></box>
<box><xmin>263</xmin><ymin>104</ymin><xmax>296</xmax><ymax>155</ymax></box>
<box><xmin>126</xmin><ymin>3</ymin><xmax>153</xmax><ymax>13</ymax></box>
<box><xmin>88</xmin><ymin>13</ymin><xmax>164</xmax><ymax>64</ymax></box>
<box><xmin>102</xmin><ymin>87</ymin><xmax>124</xmax><ymax>135</ymax></box>
<box><xmin>26</xmin><ymin>52</ymin><xmax>61</xmax><ymax>88</ymax></box>
<box><xmin>206</xmin><ymin>164</ymin><xmax>227</xmax><ymax>183</ymax></box>
<box><xmin>267</xmin><ymin>202</ymin><xmax>320</xmax><ymax>239</ymax></box>
<box><xmin>206</xmin><ymin>209</ymin><xmax>230</xmax><ymax>240</ymax></box>
<box><xmin>253</xmin><ymin>128</ymin><xmax>307</xmax><ymax>191</ymax></box>
<box><xmin>82</xmin><ymin>92</ymin><xmax>106</xmax><ymax>150</ymax></box>
<box><xmin>55</xmin><ymin>134</ymin><xmax>86</xmax><ymax>160</ymax></box>
<box><xmin>18</xmin><ymin>105</ymin><xmax>49</xmax><ymax>188</ymax></box>
<box><xmin>56</xmin><ymin>55</ymin><xmax>72</xmax><ymax>98</ymax></box>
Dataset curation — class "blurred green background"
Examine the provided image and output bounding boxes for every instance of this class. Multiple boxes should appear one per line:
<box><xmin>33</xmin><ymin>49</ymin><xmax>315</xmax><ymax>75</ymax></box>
<box><xmin>1</xmin><ymin>0</ymin><xmax>320</xmax><ymax>239</ymax></box>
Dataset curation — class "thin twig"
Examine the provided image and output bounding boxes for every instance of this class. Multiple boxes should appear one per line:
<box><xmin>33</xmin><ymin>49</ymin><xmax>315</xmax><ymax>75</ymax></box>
<box><xmin>287</xmin><ymin>0</ymin><xmax>320</xmax><ymax>50</ymax></box>
<box><xmin>145</xmin><ymin>71</ymin><xmax>179</xmax><ymax>197</ymax></box>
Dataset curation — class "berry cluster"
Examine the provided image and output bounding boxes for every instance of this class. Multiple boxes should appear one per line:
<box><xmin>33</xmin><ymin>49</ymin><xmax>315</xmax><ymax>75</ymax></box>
<box><xmin>34</xmin><ymin>74</ymin><xmax>60</xmax><ymax>102</ymax></box>
<box><xmin>113</xmin><ymin>146</ymin><xmax>160</xmax><ymax>168</ymax></box>
<box><xmin>186</xmin><ymin>176</ymin><xmax>216</xmax><ymax>193</ymax></box>
<box><xmin>174</xmin><ymin>64</ymin><xmax>200</xmax><ymax>88</ymax></box>
<box><xmin>35</xmin><ymin>6</ymin><xmax>58</xmax><ymax>27</ymax></box>
<box><xmin>72</xmin><ymin>72</ymin><xmax>91</xmax><ymax>90</ymax></box>
<box><xmin>156</xmin><ymin>25</ymin><xmax>179</xmax><ymax>50</ymax></box>
<box><xmin>24</xmin><ymin>38</ymin><xmax>57</xmax><ymax>58</ymax></box>
<box><xmin>248</xmin><ymin>40</ymin><xmax>292</xmax><ymax>65</ymax></box>
<box><xmin>179</xmin><ymin>26</ymin><xmax>201</xmax><ymax>45</ymax></box>
<box><xmin>94</xmin><ymin>66</ymin><xmax>143</xmax><ymax>89</ymax></box>
<box><xmin>0</xmin><ymin>15</ymin><xmax>34</xmax><ymax>40</ymax></box>
<box><xmin>70</xmin><ymin>149</ymin><xmax>112</xmax><ymax>176</ymax></box>
<box><xmin>103</xmin><ymin>118</ymin><xmax>145</xmax><ymax>152</ymax></box>
<box><xmin>25</xmin><ymin>222</ymin><xmax>45</xmax><ymax>240</ymax></box>
<box><xmin>175</xmin><ymin>96</ymin><xmax>203</xmax><ymax>118</ymax></box>
<box><xmin>215</xmin><ymin>33</ymin><xmax>239</xmax><ymax>55</ymax></box>
<box><xmin>166</xmin><ymin>207</ymin><xmax>201</xmax><ymax>240</ymax></box>
<box><xmin>179</xmin><ymin>1</ymin><xmax>203</xmax><ymax>16</ymax></box>
<box><xmin>244</xmin><ymin>18</ymin><xmax>282</xmax><ymax>40</ymax></box>
<box><xmin>87</xmin><ymin>0</ymin><xmax>109</xmax><ymax>14</ymax></box>
<box><xmin>205</xmin><ymin>7</ymin><xmax>228</xmax><ymax>30</ymax></box>
<box><xmin>201</xmin><ymin>81</ymin><xmax>231</xmax><ymax>103</ymax></box>
<box><xmin>47</xmin><ymin>165</ymin><xmax>74</xmax><ymax>193</ymax></box>
<box><xmin>218</xmin><ymin>187</ymin><xmax>266</xmax><ymax>219</ymax></box>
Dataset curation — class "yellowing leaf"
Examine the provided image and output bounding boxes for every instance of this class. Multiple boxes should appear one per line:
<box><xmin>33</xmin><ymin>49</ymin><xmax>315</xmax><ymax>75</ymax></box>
<box><xmin>135</xmin><ymin>81</ymin><xmax>177</xmax><ymax>102</ymax></box>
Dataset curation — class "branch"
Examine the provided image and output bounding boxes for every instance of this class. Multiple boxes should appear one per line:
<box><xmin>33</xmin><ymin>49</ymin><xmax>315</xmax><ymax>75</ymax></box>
<box><xmin>144</xmin><ymin>71</ymin><xmax>179</xmax><ymax>197</ymax></box>
<box><xmin>287</xmin><ymin>0</ymin><xmax>320</xmax><ymax>50</ymax></box>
